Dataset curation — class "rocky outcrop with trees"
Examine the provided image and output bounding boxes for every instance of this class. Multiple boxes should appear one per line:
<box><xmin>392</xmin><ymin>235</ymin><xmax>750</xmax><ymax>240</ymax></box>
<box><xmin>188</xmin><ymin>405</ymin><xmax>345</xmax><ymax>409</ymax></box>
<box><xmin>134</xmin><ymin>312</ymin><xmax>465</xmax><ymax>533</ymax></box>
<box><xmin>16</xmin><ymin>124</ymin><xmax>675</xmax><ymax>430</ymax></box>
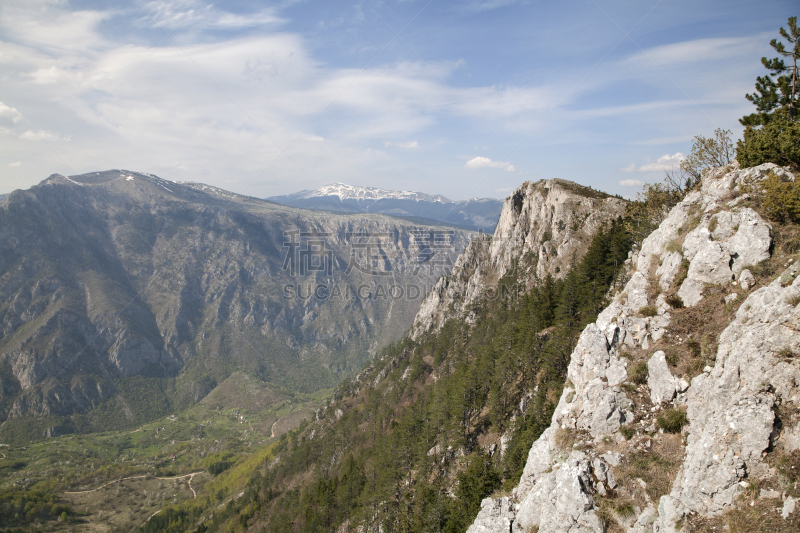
<box><xmin>410</xmin><ymin>179</ymin><xmax>626</xmax><ymax>339</ymax></box>
<box><xmin>467</xmin><ymin>162</ymin><xmax>800</xmax><ymax>532</ymax></box>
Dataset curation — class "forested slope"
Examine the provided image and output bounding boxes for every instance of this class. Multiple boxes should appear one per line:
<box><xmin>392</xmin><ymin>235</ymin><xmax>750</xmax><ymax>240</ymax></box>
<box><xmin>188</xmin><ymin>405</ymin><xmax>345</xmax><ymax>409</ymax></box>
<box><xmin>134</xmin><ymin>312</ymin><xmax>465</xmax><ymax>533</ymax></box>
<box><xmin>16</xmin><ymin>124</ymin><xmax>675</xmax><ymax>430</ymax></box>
<box><xmin>154</xmin><ymin>178</ymin><xmax>636</xmax><ymax>533</ymax></box>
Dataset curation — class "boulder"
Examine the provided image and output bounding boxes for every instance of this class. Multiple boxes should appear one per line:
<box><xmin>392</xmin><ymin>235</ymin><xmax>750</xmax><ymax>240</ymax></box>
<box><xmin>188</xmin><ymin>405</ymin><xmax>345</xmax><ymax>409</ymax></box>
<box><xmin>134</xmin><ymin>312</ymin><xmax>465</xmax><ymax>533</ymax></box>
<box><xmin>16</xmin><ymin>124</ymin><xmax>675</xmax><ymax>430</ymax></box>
<box><xmin>515</xmin><ymin>452</ymin><xmax>604</xmax><ymax>533</ymax></box>
<box><xmin>647</xmin><ymin>351</ymin><xmax>678</xmax><ymax>404</ymax></box>
<box><xmin>466</xmin><ymin>497</ymin><xmax>517</xmax><ymax>533</ymax></box>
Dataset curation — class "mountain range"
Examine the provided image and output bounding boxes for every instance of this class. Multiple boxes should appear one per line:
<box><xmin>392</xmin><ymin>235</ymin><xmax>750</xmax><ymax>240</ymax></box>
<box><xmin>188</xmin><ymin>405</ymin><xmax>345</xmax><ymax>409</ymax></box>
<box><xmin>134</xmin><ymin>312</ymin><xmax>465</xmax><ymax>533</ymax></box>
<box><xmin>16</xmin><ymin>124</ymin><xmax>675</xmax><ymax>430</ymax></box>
<box><xmin>0</xmin><ymin>170</ymin><xmax>472</xmax><ymax>439</ymax></box>
<box><xmin>267</xmin><ymin>183</ymin><xmax>503</xmax><ymax>232</ymax></box>
<box><xmin>205</xmin><ymin>163</ymin><xmax>800</xmax><ymax>533</ymax></box>
<box><xmin>5</xmin><ymin>163</ymin><xmax>800</xmax><ymax>533</ymax></box>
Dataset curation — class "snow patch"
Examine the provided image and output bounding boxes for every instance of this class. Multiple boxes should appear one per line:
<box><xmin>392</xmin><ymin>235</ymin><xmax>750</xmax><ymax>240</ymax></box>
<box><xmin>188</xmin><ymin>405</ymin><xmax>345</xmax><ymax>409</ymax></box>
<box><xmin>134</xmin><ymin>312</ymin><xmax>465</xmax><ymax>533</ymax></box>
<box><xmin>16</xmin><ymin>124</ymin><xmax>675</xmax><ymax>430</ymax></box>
<box><xmin>304</xmin><ymin>183</ymin><xmax>451</xmax><ymax>203</ymax></box>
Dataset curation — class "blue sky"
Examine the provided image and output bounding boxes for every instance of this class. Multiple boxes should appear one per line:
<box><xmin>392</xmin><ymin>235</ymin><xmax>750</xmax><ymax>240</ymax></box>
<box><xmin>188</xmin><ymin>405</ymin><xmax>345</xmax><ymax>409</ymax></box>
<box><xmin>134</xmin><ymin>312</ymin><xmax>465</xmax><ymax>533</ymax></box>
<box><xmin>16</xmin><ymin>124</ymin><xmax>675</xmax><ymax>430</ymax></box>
<box><xmin>0</xmin><ymin>0</ymin><xmax>796</xmax><ymax>200</ymax></box>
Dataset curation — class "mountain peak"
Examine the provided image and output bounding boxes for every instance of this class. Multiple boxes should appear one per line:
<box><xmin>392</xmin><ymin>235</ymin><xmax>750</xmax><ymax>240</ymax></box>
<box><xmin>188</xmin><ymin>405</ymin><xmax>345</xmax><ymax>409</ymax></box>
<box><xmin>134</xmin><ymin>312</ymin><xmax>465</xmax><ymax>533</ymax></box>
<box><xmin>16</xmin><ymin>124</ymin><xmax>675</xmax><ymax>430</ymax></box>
<box><xmin>304</xmin><ymin>182</ymin><xmax>452</xmax><ymax>203</ymax></box>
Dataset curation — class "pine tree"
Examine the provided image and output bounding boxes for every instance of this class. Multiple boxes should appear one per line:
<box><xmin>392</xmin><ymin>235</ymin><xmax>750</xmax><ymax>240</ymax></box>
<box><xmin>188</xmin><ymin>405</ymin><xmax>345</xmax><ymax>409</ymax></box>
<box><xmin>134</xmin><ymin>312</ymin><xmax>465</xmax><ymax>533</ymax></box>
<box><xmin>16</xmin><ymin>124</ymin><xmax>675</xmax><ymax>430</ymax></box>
<box><xmin>741</xmin><ymin>16</ymin><xmax>799</xmax><ymax>126</ymax></box>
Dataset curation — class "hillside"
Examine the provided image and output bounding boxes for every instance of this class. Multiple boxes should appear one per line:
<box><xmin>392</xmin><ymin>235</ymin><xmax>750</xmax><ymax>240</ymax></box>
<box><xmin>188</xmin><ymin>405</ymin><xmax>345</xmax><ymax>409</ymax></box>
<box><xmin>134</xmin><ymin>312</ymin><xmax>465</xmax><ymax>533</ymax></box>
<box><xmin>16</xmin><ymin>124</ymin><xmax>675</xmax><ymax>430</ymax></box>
<box><xmin>0</xmin><ymin>170</ymin><xmax>472</xmax><ymax>441</ymax></box>
<box><xmin>157</xmin><ymin>176</ymin><xmax>632</xmax><ymax>532</ymax></box>
<box><xmin>468</xmin><ymin>162</ymin><xmax>800</xmax><ymax>532</ymax></box>
<box><xmin>150</xmin><ymin>163</ymin><xmax>800</xmax><ymax>533</ymax></box>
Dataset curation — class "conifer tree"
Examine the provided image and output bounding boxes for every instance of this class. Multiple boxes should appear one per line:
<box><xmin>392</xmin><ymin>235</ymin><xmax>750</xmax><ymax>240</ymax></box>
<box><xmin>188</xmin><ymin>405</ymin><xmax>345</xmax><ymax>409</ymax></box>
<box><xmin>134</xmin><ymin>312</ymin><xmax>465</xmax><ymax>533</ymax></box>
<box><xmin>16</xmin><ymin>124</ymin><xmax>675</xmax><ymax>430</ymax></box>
<box><xmin>741</xmin><ymin>16</ymin><xmax>799</xmax><ymax>126</ymax></box>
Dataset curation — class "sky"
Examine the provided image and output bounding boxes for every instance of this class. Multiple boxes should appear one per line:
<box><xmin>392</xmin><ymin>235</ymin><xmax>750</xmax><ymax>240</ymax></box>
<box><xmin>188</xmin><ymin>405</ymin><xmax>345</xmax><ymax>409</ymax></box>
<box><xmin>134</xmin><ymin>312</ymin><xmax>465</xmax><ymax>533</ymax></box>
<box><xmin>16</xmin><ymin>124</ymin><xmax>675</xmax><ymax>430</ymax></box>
<box><xmin>0</xmin><ymin>0</ymin><xmax>797</xmax><ymax>201</ymax></box>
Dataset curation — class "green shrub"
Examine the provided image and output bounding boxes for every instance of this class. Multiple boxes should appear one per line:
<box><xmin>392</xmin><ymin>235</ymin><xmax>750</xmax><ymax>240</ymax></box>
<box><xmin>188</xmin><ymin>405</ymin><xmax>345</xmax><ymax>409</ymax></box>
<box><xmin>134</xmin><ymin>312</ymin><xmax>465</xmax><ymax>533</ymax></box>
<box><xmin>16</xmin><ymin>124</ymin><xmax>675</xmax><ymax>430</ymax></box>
<box><xmin>204</xmin><ymin>451</ymin><xmax>236</xmax><ymax>475</ymax></box>
<box><xmin>639</xmin><ymin>306</ymin><xmax>658</xmax><ymax>317</ymax></box>
<box><xmin>656</xmin><ymin>408</ymin><xmax>688</xmax><ymax>433</ymax></box>
<box><xmin>674</xmin><ymin>259</ymin><xmax>690</xmax><ymax>287</ymax></box>
<box><xmin>737</xmin><ymin>111</ymin><xmax>800</xmax><ymax>173</ymax></box>
<box><xmin>665</xmin><ymin>294</ymin><xmax>684</xmax><ymax>309</ymax></box>
<box><xmin>665</xmin><ymin>351</ymin><xmax>679</xmax><ymax>367</ymax></box>
<box><xmin>760</xmin><ymin>170</ymin><xmax>800</xmax><ymax>223</ymax></box>
<box><xmin>619</xmin><ymin>425</ymin><xmax>635</xmax><ymax>440</ymax></box>
<box><xmin>629</xmin><ymin>361</ymin><xmax>648</xmax><ymax>385</ymax></box>
<box><xmin>615</xmin><ymin>501</ymin><xmax>636</xmax><ymax>518</ymax></box>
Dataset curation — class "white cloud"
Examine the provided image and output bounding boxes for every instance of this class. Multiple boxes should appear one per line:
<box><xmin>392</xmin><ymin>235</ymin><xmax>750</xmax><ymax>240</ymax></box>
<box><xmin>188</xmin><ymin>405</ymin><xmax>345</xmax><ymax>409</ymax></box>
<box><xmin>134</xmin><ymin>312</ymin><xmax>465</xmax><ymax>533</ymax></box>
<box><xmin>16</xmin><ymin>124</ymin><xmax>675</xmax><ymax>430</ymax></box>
<box><xmin>460</xmin><ymin>0</ymin><xmax>524</xmax><ymax>13</ymax></box>
<box><xmin>9</xmin><ymin>161</ymin><xmax>21</xmax><ymax>167</ymax></box>
<box><xmin>140</xmin><ymin>1</ymin><xmax>283</xmax><ymax>30</ymax></box>
<box><xmin>19</xmin><ymin>130</ymin><xmax>59</xmax><ymax>141</ymax></box>
<box><xmin>618</xmin><ymin>179</ymin><xmax>643</xmax><ymax>187</ymax></box>
<box><xmin>384</xmin><ymin>140</ymin><xmax>418</xmax><ymax>149</ymax></box>
<box><xmin>465</xmin><ymin>156</ymin><xmax>516</xmax><ymax>172</ymax></box>
<box><xmin>638</xmin><ymin>153</ymin><xmax>684</xmax><ymax>172</ymax></box>
<box><xmin>0</xmin><ymin>0</ymin><xmax>771</xmax><ymax>199</ymax></box>
<box><xmin>623</xmin><ymin>153</ymin><xmax>685</xmax><ymax>173</ymax></box>
<box><xmin>625</xmin><ymin>36</ymin><xmax>764</xmax><ymax>69</ymax></box>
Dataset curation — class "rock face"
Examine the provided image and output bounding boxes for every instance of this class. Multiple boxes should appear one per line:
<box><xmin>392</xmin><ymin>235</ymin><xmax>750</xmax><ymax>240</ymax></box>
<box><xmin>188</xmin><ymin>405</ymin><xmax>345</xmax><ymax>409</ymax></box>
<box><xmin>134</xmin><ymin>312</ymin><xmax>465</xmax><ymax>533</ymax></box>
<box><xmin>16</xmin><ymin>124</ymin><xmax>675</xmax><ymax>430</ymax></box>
<box><xmin>467</xmin><ymin>163</ymin><xmax>800</xmax><ymax>533</ymax></box>
<box><xmin>655</xmin><ymin>258</ymin><xmax>800</xmax><ymax>531</ymax></box>
<box><xmin>410</xmin><ymin>179</ymin><xmax>627</xmax><ymax>339</ymax></box>
<box><xmin>0</xmin><ymin>170</ymin><xmax>471</xmax><ymax>422</ymax></box>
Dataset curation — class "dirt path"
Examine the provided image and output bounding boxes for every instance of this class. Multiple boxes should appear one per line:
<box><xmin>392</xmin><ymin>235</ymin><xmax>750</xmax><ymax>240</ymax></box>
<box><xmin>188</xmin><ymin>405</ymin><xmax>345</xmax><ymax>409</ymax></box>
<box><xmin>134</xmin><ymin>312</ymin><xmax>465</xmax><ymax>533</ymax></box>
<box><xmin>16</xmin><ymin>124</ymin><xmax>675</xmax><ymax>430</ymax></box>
<box><xmin>270</xmin><ymin>421</ymin><xmax>277</xmax><ymax>438</ymax></box>
<box><xmin>64</xmin><ymin>472</ymin><xmax>204</xmax><ymax>495</ymax></box>
<box><xmin>138</xmin><ymin>473</ymin><xmax>197</xmax><ymax>528</ymax></box>
<box><xmin>187</xmin><ymin>473</ymin><xmax>197</xmax><ymax>498</ymax></box>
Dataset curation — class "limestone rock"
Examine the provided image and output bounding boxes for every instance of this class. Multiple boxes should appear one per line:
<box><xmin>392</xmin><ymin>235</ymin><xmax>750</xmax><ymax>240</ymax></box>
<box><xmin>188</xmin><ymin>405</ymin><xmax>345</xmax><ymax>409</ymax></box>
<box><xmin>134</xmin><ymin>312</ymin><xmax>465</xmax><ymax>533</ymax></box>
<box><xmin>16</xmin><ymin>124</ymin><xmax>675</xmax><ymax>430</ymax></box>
<box><xmin>647</xmin><ymin>351</ymin><xmax>678</xmax><ymax>404</ymax></box>
<box><xmin>410</xmin><ymin>179</ymin><xmax>626</xmax><ymax>339</ymax></box>
<box><xmin>656</xmin><ymin>252</ymin><xmax>683</xmax><ymax>291</ymax></box>
<box><xmin>514</xmin><ymin>452</ymin><xmax>604</xmax><ymax>533</ymax></box>
<box><xmin>760</xmin><ymin>489</ymin><xmax>780</xmax><ymax>499</ymax></box>
<box><xmin>468</xmin><ymin>164</ymin><xmax>798</xmax><ymax>533</ymax></box>
<box><xmin>655</xmin><ymin>266</ymin><xmax>800</xmax><ymax>530</ymax></box>
<box><xmin>630</xmin><ymin>506</ymin><xmax>658</xmax><ymax>533</ymax></box>
<box><xmin>466</xmin><ymin>497</ymin><xmax>517</xmax><ymax>533</ymax></box>
<box><xmin>783</xmin><ymin>496</ymin><xmax>796</xmax><ymax>519</ymax></box>
<box><xmin>739</xmin><ymin>269</ymin><xmax>755</xmax><ymax>290</ymax></box>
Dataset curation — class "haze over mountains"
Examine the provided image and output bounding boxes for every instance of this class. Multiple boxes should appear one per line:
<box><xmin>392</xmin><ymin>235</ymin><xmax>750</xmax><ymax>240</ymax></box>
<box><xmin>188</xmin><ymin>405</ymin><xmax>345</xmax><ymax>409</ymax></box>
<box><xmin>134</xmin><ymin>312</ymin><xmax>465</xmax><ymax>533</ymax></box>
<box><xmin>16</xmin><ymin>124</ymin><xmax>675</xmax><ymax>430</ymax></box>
<box><xmin>268</xmin><ymin>183</ymin><xmax>503</xmax><ymax>233</ymax></box>
<box><xmin>0</xmin><ymin>170</ymin><xmax>472</xmax><ymax>438</ymax></box>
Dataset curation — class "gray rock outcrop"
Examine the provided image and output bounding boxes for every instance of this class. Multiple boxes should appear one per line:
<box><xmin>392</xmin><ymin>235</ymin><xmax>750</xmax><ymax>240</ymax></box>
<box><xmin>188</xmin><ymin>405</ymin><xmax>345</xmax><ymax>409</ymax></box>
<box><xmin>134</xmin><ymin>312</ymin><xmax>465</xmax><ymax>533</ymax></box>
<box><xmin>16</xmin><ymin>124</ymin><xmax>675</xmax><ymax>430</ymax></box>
<box><xmin>468</xmin><ymin>163</ymin><xmax>799</xmax><ymax>533</ymax></box>
<box><xmin>410</xmin><ymin>179</ymin><xmax>627</xmax><ymax>339</ymax></box>
<box><xmin>647</xmin><ymin>351</ymin><xmax>678</xmax><ymax>404</ymax></box>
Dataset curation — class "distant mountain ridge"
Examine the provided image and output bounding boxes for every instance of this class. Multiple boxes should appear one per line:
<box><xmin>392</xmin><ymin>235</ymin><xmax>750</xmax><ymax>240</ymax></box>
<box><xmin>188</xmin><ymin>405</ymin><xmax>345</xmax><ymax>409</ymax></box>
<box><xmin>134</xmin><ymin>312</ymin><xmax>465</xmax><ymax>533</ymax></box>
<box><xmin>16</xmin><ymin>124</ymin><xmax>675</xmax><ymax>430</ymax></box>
<box><xmin>268</xmin><ymin>183</ymin><xmax>503</xmax><ymax>233</ymax></box>
<box><xmin>291</xmin><ymin>182</ymin><xmax>450</xmax><ymax>203</ymax></box>
<box><xmin>0</xmin><ymin>170</ymin><xmax>472</xmax><ymax>438</ymax></box>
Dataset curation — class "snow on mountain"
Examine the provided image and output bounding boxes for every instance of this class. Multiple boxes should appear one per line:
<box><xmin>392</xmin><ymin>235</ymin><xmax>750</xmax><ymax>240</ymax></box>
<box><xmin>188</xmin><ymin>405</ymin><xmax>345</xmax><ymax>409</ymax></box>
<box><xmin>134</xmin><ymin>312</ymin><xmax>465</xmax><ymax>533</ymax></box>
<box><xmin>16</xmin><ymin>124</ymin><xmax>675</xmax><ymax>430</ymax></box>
<box><xmin>300</xmin><ymin>183</ymin><xmax>452</xmax><ymax>203</ymax></box>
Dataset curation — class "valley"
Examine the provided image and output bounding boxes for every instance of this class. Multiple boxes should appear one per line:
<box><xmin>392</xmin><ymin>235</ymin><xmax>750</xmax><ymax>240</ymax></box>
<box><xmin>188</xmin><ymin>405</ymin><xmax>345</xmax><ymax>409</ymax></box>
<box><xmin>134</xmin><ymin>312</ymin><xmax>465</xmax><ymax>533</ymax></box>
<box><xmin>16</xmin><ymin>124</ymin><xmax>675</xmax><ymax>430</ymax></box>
<box><xmin>0</xmin><ymin>371</ymin><xmax>324</xmax><ymax>531</ymax></box>
<box><xmin>0</xmin><ymin>170</ymin><xmax>472</xmax><ymax>439</ymax></box>
<box><xmin>2</xmin><ymin>4</ymin><xmax>797</xmax><ymax>533</ymax></box>
<box><xmin>4</xmin><ymin>161</ymin><xmax>800</xmax><ymax>533</ymax></box>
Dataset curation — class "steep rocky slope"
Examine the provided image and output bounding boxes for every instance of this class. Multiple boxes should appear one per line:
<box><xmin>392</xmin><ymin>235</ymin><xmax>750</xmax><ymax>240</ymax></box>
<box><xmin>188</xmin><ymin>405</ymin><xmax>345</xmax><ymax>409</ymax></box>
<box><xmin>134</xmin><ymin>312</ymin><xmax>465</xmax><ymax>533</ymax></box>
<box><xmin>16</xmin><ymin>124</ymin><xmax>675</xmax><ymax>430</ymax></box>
<box><xmin>174</xmin><ymin>177</ymin><xmax>633</xmax><ymax>533</ymax></box>
<box><xmin>411</xmin><ymin>179</ymin><xmax>626</xmax><ymax>339</ymax></box>
<box><xmin>468</xmin><ymin>163</ymin><xmax>800</xmax><ymax>532</ymax></box>
<box><xmin>0</xmin><ymin>170</ymin><xmax>471</xmax><ymax>430</ymax></box>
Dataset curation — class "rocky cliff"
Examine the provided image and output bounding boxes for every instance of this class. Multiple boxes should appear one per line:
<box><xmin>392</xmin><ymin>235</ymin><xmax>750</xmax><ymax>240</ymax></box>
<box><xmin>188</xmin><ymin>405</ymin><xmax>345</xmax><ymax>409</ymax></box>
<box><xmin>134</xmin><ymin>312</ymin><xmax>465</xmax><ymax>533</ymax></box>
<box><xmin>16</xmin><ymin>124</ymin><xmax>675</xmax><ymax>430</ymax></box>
<box><xmin>410</xmin><ymin>179</ymin><xmax>627</xmax><ymax>339</ymax></box>
<box><xmin>468</xmin><ymin>163</ymin><xmax>800</xmax><ymax>532</ymax></box>
<box><xmin>0</xmin><ymin>170</ymin><xmax>471</xmax><ymax>426</ymax></box>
